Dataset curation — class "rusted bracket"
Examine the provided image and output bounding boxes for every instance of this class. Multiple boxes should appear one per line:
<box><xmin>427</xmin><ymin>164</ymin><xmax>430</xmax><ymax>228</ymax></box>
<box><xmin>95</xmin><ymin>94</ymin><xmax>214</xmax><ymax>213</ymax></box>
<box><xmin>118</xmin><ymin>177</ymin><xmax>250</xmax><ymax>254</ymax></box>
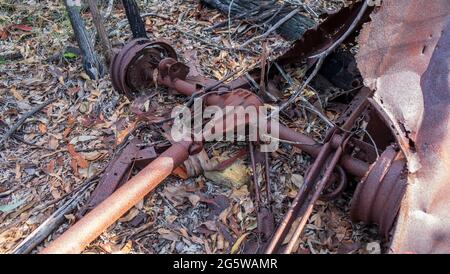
<box><xmin>265</xmin><ymin>87</ymin><xmax>374</xmax><ymax>253</ymax></box>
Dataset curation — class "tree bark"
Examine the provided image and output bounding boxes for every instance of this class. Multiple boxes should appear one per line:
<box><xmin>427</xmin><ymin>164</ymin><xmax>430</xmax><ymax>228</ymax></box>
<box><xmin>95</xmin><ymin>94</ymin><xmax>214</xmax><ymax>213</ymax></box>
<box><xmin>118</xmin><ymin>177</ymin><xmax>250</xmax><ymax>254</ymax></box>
<box><xmin>122</xmin><ymin>0</ymin><xmax>147</xmax><ymax>38</ymax></box>
<box><xmin>87</xmin><ymin>0</ymin><xmax>113</xmax><ymax>64</ymax></box>
<box><xmin>201</xmin><ymin>0</ymin><xmax>315</xmax><ymax>41</ymax></box>
<box><xmin>64</xmin><ymin>0</ymin><xmax>103</xmax><ymax>79</ymax></box>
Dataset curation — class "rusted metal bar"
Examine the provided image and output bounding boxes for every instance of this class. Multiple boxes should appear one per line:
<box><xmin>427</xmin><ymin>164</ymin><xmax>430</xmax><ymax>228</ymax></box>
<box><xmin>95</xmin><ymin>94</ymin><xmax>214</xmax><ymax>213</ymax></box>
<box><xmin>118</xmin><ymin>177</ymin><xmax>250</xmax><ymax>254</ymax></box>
<box><xmin>266</xmin><ymin>88</ymin><xmax>373</xmax><ymax>254</ymax></box>
<box><xmin>40</xmin><ymin>141</ymin><xmax>192</xmax><ymax>254</ymax></box>
<box><xmin>283</xmin><ymin>136</ymin><xmax>348</xmax><ymax>254</ymax></box>
<box><xmin>76</xmin><ymin>139</ymin><xmax>157</xmax><ymax>218</ymax></box>
<box><xmin>265</xmin><ymin>140</ymin><xmax>333</xmax><ymax>253</ymax></box>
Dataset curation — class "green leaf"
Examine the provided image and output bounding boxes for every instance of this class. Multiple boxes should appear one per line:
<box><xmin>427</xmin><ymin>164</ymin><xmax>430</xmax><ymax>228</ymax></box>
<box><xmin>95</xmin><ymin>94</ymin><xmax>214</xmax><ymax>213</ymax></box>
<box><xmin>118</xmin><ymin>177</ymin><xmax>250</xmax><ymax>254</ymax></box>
<box><xmin>64</xmin><ymin>52</ymin><xmax>77</xmax><ymax>59</ymax></box>
<box><xmin>230</xmin><ymin>233</ymin><xmax>249</xmax><ymax>254</ymax></box>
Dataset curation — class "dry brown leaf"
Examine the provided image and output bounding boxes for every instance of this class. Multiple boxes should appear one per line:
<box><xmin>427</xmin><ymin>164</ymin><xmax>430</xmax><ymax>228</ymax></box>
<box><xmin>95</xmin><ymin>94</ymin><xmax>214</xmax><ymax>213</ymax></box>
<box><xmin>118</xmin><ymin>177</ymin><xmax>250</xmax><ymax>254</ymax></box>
<box><xmin>10</xmin><ymin>86</ymin><xmax>23</xmax><ymax>100</ymax></box>
<box><xmin>188</xmin><ymin>194</ymin><xmax>201</xmax><ymax>206</ymax></box>
<box><xmin>162</xmin><ymin>185</ymin><xmax>201</xmax><ymax>207</ymax></box>
<box><xmin>118</xmin><ymin>241</ymin><xmax>133</xmax><ymax>254</ymax></box>
<box><xmin>230</xmin><ymin>185</ymin><xmax>250</xmax><ymax>201</ymax></box>
<box><xmin>14</xmin><ymin>163</ymin><xmax>21</xmax><ymax>181</ymax></box>
<box><xmin>166</xmin><ymin>215</ymin><xmax>177</xmax><ymax>224</ymax></box>
<box><xmin>67</xmin><ymin>144</ymin><xmax>88</xmax><ymax>168</ymax></box>
<box><xmin>116</xmin><ymin>121</ymin><xmax>136</xmax><ymax>145</ymax></box>
<box><xmin>46</xmin><ymin>159</ymin><xmax>55</xmax><ymax>174</ymax></box>
<box><xmin>172</xmin><ymin>166</ymin><xmax>188</xmax><ymax>179</ymax></box>
<box><xmin>216</xmin><ymin>233</ymin><xmax>224</xmax><ymax>250</ymax></box>
<box><xmin>291</xmin><ymin>174</ymin><xmax>304</xmax><ymax>187</ymax></box>
<box><xmin>48</xmin><ymin>136</ymin><xmax>59</xmax><ymax>150</ymax></box>
<box><xmin>201</xmin><ymin>220</ymin><xmax>218</xmax><ymax>231</ymax></box>
<box><xmin>81</xmin><ymin>151</ymin><xmax>105</xmax><ymax>161</ymax></box>
<box><xmin>118</xmin><ymin>207</ymin><xmax>140</xmax><ymax>223</ymax></box>
<box><xmin>157</xmin><ymin>228</ymin><xmax>179</xmax><ymax>242</ymax></box>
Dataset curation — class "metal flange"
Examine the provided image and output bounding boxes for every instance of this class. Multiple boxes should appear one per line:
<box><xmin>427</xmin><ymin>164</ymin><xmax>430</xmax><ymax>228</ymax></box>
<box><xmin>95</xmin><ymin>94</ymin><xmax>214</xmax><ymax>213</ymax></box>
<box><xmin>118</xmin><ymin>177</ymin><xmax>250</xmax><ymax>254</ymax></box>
<box><xmin>110</xmin><ymin>38</ymin><xmax>177</xmax><ymax>99</ymax></box>
<box><xmin>350</xmin><ymin>145</ymin><xmax>408</xmax><ymax>238</ymax></box>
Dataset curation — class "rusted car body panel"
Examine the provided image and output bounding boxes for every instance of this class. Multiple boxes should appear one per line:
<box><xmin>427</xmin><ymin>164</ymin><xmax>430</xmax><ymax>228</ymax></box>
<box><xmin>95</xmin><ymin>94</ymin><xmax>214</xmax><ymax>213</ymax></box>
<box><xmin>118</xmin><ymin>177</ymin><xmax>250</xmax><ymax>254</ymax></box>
<box><xmin>356</xmin><ymin>0</ymin><xmax>450</xmax><ymax>253</ymax></box>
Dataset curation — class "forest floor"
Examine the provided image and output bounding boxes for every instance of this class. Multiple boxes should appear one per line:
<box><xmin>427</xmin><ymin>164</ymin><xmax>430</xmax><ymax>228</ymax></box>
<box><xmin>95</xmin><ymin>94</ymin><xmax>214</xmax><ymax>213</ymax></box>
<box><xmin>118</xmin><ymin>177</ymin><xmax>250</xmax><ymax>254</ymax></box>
<box><xmin>0</xmin><ymin>0</ymin><xmax>381</xmax><ymax>254</ymax></box>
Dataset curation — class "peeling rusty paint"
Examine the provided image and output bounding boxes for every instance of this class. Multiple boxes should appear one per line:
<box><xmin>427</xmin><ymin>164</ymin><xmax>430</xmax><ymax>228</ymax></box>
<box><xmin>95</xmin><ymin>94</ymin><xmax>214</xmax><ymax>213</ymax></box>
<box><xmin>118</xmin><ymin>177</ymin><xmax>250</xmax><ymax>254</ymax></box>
<box><xmin>356</xmin><ymin>0</ymin><xmax>450</xmax><ymax>253</ymax></box>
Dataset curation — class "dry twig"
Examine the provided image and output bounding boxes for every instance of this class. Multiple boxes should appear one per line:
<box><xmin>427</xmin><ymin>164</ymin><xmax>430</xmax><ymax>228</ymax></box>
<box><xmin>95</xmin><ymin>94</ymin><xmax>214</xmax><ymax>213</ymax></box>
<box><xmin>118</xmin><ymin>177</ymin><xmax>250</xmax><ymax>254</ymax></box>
<box><xmin>0</xmin><ymin>98</ymin><xmax>56</xmax><ymax>150</ymax></box>
<box><xmin>239</xmin><ymin>8</ymin><xmax>300</xmax><ymax>49</ymax></box>
<box><xmin>274</xmin><ymin>0</ymin><xmax>369</xmax><ymax>119</ymax></box>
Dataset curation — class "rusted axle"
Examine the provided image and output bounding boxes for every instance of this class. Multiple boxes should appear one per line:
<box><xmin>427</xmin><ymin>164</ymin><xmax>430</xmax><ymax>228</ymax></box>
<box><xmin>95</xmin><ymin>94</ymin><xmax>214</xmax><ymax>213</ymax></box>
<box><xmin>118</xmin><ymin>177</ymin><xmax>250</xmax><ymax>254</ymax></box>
<box><xmin>40</xmin><ymin>141</ymin><xmax>193</xmax><ymax>254</ymax></box>
<box><xmin>109</xmin><ymin>38</ymin><xmax>407</xmax><ymax>243</ymax></box>
<box><xmin>155</xmin><ymin>57</ymin><xmax>370</xmax><ymax>177</ymax></box>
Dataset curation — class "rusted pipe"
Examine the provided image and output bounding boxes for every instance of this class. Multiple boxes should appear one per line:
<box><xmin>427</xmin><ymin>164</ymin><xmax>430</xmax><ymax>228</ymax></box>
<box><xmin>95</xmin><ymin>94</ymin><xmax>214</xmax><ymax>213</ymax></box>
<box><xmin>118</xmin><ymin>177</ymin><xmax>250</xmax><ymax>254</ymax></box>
<box><xmin>40</xmin><ymin>141</ymin><xmax>192</xmax><ymax>254</ymax></box>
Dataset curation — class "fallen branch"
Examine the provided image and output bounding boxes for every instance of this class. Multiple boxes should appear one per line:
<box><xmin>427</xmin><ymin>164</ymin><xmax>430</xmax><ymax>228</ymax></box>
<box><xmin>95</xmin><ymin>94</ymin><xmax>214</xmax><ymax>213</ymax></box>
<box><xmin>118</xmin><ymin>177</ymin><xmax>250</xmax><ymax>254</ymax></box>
<box><xmin>87</xmin><ymin>0</ymin><xmax>113</xmax><ymax>64</ymax></box>
<box><xmin>202</xmin><ymin>0</ymin><xmax>314</xmax><ymax>40</ymax></box>
<box><xmin>239</xmin><ymin>8</ymin><xmax>300</xmax><ymax>49</ymax></box>
<box><xmin>12</xmin><ymin>134</ymin><xmax>56</xmax><ymax>151</ymax></box>
<box><xmin>12</xmin><ymin>178</ymin><xmax>97</xmax><ymax>254</ymax></box>
<box><xmin>0</xmin><ymin>98</ymin><xmax>55</xmax><ymax>150</ymax></box>
<box><xmin>64</xmin><ymin>0</ymin><xmax>103</xmax><ymax>79</ymax></box>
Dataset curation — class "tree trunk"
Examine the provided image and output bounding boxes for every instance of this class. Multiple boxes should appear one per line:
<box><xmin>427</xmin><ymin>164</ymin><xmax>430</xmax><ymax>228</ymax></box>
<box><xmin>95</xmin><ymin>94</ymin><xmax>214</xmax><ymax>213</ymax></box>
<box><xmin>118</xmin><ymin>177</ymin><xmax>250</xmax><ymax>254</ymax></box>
<box><xmin>87</xmin><ymin>0</ymin><xmax>113</xmax><ymax>64</ymax></box>
<box><xmin>64</xmin><ymin>0</ymin><xmax>103</xmax><ymax>79</ymax></box>
<box><xmin>201</xmin><ymin>0</ymin><xmax>315</xmax><ymax>41</ymax></box>
<box><xmin>122</xmin><ymin>0</ymin><xmax>147</xmax><ymax>38</ymax></box>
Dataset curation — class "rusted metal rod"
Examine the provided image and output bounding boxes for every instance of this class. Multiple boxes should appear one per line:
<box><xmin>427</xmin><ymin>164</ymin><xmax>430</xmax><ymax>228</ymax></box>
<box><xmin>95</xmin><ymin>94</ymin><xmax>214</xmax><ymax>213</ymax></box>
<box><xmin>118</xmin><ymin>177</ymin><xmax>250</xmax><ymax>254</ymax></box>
<box><xmin>40</xmin><ymin>141</ymin><xmax>192</xmax><ymax>254</ymax></box>
<box><xmin>284</xmin><ymin>139</ymin><xmax>347</xmax><ymax>253</ymax></box>
<box><xmin>265</xmin><ymin>140</ymin><xmax>333</xmax><ymax>253</ymax></box>
<box><xmin>266</xmin><ymin>88</ymin><xmax>373</xmax><ymax>253</ymax></box>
